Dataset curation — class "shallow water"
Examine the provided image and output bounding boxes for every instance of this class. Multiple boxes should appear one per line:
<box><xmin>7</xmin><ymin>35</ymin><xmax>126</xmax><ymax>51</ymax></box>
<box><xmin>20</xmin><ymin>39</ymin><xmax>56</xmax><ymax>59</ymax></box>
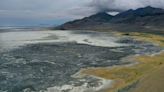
<box><xmin>0</xmin><ymin>29</ymin><xmax>162</xmax><ymax>92</ymax></box>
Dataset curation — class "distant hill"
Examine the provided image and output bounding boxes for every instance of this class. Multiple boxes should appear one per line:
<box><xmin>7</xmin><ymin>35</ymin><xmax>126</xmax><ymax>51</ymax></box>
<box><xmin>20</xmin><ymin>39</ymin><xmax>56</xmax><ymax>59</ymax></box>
<box><xmin>55</xmin><ymin>12</ymin><xmax>113</xmax><ymax>30</ymax></box>
<box><xmin>111</xmin><ymin>6</ymin><xmax>164</xmax><ymax>26</ymax></box>
<box><xmin>55</xmin><ymin>6</ymin><xmax>164</xmax><ymax>34</ymax></box>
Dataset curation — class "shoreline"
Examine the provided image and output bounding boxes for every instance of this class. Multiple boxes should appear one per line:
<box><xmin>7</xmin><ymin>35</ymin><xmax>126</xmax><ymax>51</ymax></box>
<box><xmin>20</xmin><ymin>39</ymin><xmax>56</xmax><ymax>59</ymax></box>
<box><xmin>80</xmin><ymin>32</ymin><xmax>164</xmax><ymax>92</ymax></box>
<box><xmin>0</xmin><ymin>30</ymin><xmax>163</xmax><ymax>92</ymax></box>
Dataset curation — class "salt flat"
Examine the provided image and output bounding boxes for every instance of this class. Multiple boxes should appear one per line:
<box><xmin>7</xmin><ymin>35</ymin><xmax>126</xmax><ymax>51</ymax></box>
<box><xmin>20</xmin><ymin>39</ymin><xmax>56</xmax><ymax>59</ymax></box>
<box><xmin>0</xmin><ymin>30</ymin><xmax>125</xmax><ymax>52</ymax></box>
<box><xmin>0</xmin><ymin>29</ymin><xmax>161</xmax><ymax>92</ymax></box>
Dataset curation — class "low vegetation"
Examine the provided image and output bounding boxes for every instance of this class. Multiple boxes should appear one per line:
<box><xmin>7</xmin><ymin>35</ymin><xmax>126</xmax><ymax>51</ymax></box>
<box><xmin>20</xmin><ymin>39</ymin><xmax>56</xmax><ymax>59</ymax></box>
<box><xmin>121</xmin><ymin>32</ymin><xmax>164</xmax><ymax>47</ymax></box>
<box><xmin>81</xmin><ymin>32</ymin><xmax>164</xmax><ymax>92</ymax></box>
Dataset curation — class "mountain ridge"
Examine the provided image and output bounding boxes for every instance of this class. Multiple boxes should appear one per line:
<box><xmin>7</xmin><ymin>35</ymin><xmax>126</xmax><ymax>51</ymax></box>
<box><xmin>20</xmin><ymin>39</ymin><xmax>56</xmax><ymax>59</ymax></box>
<box><xmin>55</xmin><ymin>12</ymin><xmax>113</xmax><ymax>30</ymax></box>
<box><xmin>55</xmin><ymin>6</ymin><xmax>164</xmax><ymax>33</ymax></box>
<box><xmin>110</xmin><ymin>6</ymin><xmax>164</xmax><ymax>24</ymax></box>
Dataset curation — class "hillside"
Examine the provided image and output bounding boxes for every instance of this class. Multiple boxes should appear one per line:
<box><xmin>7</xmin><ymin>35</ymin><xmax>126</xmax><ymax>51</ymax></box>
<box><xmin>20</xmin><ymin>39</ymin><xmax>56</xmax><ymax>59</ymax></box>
<box><xmin>55</xmin><ymin>12</ymin><xmax>113</xmax><ymax>30</ymax></box>
<box><xmin>111</xmin><ymin>6</ymin><xmax>164</xmax><ymax>26</ymax></box>
<box><xmin>55</xmin><ymin>6</ymin><xmax>164</xmax><ymax>34</ymax></box>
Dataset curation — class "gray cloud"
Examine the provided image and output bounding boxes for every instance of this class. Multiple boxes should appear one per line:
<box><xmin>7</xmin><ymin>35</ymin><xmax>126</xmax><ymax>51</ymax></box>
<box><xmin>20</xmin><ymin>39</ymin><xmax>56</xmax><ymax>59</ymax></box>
<box><xmin>0</xmin><ymin>0</ymin><xmax>91</xmax><ymax>18</ymax></box>
<box><xmin>0</xmin><ymin>0</ymin><xmax>93</xmax><ymax>26</ymax></box>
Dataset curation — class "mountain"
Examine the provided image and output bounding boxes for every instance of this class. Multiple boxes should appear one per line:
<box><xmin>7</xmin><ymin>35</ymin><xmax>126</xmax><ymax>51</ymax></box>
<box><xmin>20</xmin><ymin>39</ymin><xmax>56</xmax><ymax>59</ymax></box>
<box><xmin>55</xmin><ymin>6</ymin><xmax>164</xmax><ymax>32</ymax></box>
<box><xmin>111</xmin><ymin>6</ymin><xmax>164</xmax><ymax>26</ymax></box>
<box><xmin>56</xmin><ymin>12</ymin><xmax>113</xmax><ymax>30</ymax></box>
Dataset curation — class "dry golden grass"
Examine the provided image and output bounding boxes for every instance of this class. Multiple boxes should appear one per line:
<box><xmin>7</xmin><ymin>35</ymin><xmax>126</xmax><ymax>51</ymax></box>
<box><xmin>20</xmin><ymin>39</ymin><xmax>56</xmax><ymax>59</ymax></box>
<box><xmin>81</xmin><ymin>32</ymin><xmax>164</xmax><ymax>92</ymax></box>
<box><xmin>131</xmin><ymin>60</ymin><xmax>164</xmax><ymax>92</ymax></box>
<box><xmin>82</xmin><ymin>53</ymin><xmax>164</xmax><ymax>92</ymax></box>
<box><xmin>129</xmin><ymin>49</ymin><xmax>164</xmax><ymax>92</ymax></box>
<box><xmin>120</xmin><ymin>32</ymin><xmax>164</xmax><ymax>47</ymax></box>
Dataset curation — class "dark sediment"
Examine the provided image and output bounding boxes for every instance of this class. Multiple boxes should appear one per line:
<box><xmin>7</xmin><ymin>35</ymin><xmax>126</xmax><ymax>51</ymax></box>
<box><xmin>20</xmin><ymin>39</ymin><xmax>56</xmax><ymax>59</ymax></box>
<box><xmin>0</xmin><ymin>38</ymin><xmax>162</xmax><ymax>92</ymax></box>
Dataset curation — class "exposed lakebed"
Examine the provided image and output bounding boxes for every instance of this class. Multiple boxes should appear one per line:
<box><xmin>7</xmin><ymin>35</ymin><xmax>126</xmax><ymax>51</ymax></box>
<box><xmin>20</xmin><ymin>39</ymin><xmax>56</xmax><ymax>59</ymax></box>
<box><xmin>0</xmin><ymin>30</ymin><xmax>162</xmax><ymax>92</ymax></box>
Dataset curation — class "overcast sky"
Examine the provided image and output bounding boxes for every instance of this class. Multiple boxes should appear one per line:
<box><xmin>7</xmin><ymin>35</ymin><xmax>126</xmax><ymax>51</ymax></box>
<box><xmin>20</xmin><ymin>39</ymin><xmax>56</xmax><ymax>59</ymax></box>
<box><xmin>0</xmin><ymin>0</ymin><xmax>164</xmax><ymax>26</ymax></box>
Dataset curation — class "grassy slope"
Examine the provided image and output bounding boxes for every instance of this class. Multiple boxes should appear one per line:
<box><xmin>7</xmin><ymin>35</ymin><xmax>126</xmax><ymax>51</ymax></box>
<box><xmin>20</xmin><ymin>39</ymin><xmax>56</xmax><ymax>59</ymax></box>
<box><xmin>130</xmin><ymin>55</ymin><xmax>164</xmax><ymax>92</ymax></box>
<box><xmin>126</xmin><ymin>33</ymin><xmax>164</xmax><ymax>92</ymax></box>
<box><xmin>81</xmin><ymin>32</ymin><xmax>164</xmax><ymax>92</ymax></box>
